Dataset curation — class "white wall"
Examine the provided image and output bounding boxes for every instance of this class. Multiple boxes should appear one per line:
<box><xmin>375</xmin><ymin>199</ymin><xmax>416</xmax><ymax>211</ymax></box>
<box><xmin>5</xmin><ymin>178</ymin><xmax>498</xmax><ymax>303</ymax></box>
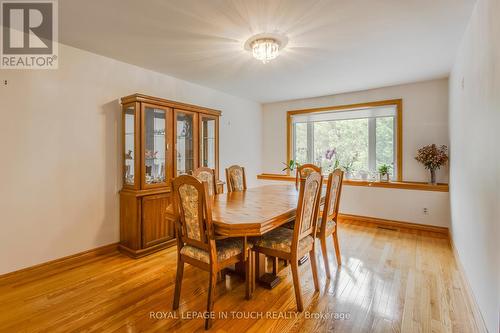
<box><xmin>448</xmin><ymin>0</ymin><xmax>500</xmax><ymax>331</ymax></box>
<box><xmin>261</xmin><ymin>79</ymin><xmax>451</xmax><ymax>227</ymax></box>
<box><xmin>0</xmin><ymin>43</ymin><xmax>263</xmax><ymax>275</ymax></box>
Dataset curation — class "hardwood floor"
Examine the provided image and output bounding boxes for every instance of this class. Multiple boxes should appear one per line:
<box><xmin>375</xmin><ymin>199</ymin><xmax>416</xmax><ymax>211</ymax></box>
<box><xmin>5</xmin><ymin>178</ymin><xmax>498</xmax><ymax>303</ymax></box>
<box><xmin>0</xmin><ymin>221</ymin><xmax>481</xmax><ymax>333</ymax></box>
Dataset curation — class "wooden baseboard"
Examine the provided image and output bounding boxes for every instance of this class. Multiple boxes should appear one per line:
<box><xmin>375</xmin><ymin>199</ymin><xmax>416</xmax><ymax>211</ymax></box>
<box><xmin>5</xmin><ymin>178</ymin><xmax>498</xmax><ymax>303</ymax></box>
<box><xmin>118</xmin><ymin>239</ymin><xmax>176</xmax><ymax>258</ymax></box>
<box><xmin>449</xmin><ymin>238</ymin><xmax>490</xmax><ymax>333</ymax></box>
<box><xmin>0</xmin><ymin>242</ymin><xmax>118</xmax><ymax>281</ymax></box>
<box><xmin>338</xmin><ymin>213</ymin><xmax>449</xmax><ymax>235</ymax></box>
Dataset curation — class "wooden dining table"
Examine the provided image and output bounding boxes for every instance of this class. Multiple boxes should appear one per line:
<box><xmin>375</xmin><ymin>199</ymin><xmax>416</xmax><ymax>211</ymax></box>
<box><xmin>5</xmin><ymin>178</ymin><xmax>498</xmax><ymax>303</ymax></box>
<box><xmin>210</xmin><ymin>183</ymin><xmax>326</xmax><ymax>288</ymax></box>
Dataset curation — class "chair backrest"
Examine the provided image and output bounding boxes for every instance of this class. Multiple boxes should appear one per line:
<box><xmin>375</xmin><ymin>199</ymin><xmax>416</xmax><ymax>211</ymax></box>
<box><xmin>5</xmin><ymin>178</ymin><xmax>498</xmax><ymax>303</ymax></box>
<box><xmin>172</xmin><ymin>175</ymin><xmax>215</xmax><ymax>257</ymax></box>
<box><xmin>319</xmin><ymin>169</ymin><xmax>344</xmax><ymax>234</ymax></box>
<box><xmin>296</xmin><ymin>164</ymin><xmax>322</xmax><ymax>188</ymax></box>
<box><xmin>293</xmin><ymin>172</ymin><xmax>323</xmax><ymax>251</ymax></box>
<box><xmin>192</xmin><ymin>167</ymin><xmax>217</xmax><ymax>196</ymax></box>
<box><xmin>225</xmin><ymin>165</ymin><xmax>247</xmax><ymax>192</ymax></box>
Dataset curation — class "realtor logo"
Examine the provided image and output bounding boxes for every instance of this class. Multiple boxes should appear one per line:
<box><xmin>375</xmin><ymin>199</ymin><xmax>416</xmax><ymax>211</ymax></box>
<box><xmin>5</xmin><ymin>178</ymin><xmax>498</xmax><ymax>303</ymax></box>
<box><xmin>1</xmin><ymin>0</ymin><xmax>58</xmax><ymax>69</ymax></box>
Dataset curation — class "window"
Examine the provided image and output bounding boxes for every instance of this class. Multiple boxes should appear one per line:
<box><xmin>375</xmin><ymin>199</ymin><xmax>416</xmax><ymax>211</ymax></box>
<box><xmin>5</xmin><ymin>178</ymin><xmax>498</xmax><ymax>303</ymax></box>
<box><xmin>288</xmin><ymin>100</ymin><xmax>402</xmax><ymax>180</ymax></box>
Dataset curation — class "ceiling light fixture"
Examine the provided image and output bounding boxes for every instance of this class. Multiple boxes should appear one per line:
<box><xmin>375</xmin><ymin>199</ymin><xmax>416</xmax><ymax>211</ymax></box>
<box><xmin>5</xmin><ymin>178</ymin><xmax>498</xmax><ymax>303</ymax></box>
<box><xmin>251</xmin><ymin>38</ymin><xmax>280</xmax><ymax>64</ymax></box>
<box><xmin>244</xmin><ymin>33</ymin><xmax>288</xmax><ymax>64</ymax></box>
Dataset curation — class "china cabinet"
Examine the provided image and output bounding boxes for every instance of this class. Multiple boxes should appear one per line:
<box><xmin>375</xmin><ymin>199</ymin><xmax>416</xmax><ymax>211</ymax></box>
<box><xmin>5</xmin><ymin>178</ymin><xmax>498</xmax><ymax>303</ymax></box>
<box><xmin>119</xmin><ymin>94</ymin><xmax>222</xmax><ymax>258</ymax></box>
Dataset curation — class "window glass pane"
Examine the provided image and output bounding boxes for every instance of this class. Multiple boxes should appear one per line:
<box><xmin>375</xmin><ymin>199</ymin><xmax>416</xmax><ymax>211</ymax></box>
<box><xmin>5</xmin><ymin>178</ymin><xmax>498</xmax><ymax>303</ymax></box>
<box><xmin>200</xmin><ymin>117</ymin><xmax>216</xmax><ymax>169</ymax></box>
<box><xmin>291</xmin><ymin>106</ymin><xmax>397</xmax><ymax>180</ymax></box>
<box><xmin>293</xmin><ymin>122</ymin><xmax>308</xmax><ymax>165</ymax></box>
<box><xmin>313</xmin><ymin>119</ymin><xmax>369</xmax><ymax>175</ymax></box>
<box><xmin>376</xmin><ymin>117</ymin><xmax>394</xmax><ymax>176</ymax></box>
<box><xmin>144</xmin><ymin>107</ymin><xmax>166</xmax><ymax>184</ymax></box>
<box><xmin>124</xmin><ymin>106</ymin><xmax>135</xmax><ymax>185</ymax></box>
<box><xmin>176</xmin><ymin>112</ymin><xmax>194</xmax><ymax>175</ymax></box>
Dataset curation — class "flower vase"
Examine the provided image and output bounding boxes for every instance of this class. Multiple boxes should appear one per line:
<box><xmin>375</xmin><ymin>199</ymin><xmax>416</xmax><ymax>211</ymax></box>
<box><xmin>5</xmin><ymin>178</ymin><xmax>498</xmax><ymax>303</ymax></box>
<box><xmin>429</xmin><ymin>168</ymin><xmax>437</xmax><ymax>185</ymax></box>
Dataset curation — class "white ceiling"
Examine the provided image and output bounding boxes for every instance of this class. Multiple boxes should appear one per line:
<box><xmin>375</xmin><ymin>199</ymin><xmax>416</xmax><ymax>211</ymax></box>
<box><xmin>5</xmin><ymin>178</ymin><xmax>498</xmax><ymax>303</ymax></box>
<box><xmin>59</xmin><ymin>0</ymin><xmax>475</xmax><ymax>103</ymax></box>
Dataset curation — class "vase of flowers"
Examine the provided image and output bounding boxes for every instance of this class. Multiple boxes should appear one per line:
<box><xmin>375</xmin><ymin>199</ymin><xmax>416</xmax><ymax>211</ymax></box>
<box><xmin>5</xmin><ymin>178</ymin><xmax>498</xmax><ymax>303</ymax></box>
<box><xmin>378</xmin><ymin>164</ymin><xmax>391</xmax><ymax>182</ymax></box>
<box><xmin>325</xmin><ymin>148</ymin><xmax>340</xmax><ymax>172</ymax></box>
<box><xmin>415</xmin><ymin>144</ymin><xmax>448</xmax><ymax>185</ymax></box>
<box><xmin>341</xmin><ymin>153</ymin><xmax>359</xmax><ymax>179</ymax></box>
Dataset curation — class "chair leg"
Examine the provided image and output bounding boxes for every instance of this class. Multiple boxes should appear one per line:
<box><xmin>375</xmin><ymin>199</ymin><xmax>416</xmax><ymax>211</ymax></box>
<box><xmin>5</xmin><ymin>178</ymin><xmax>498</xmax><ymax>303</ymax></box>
<box><xmin>309</xmin><ymin>249</ymin><xmax>320</xmax><ymax>292</ymax></box>
<box><xmin>332</xmin><ymin>231</ymin><xmax>342</xmax><ymax>265</ymax></box>
<box><xmin>205</xmin><ymin>269</ymin><xmax>217</xmax><ymax>330</ymax></box>
<box><xmin>173</xmin><ymin>257</ymin><xmax>184</xmax><ymax>310</ymax></box>
<box><xmin>290</xmin><ymin>259</ymin><xmax>304</xmax><ymax>312</ymax></box>
<box><xmin>320</xmin><ymin>237</ymin><xmax>331</xmax><ymax>279</ymax></box>
<box><xmin>245</xmin><ymin>251</ymin><xmax>252</xmax><ymax>300</ymax></box>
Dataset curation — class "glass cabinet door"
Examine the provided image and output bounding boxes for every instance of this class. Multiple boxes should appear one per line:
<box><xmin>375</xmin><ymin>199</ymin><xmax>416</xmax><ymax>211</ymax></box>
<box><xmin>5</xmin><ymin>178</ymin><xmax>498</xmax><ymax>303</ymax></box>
<box><xmin>175</xmin><ymin>110</ymin><xmax>197</xmax><ymax>175</ymax></box>
<box><xmin>200</xmin><ymin>115</ymin><xmax>218</xmax><ymax>174</ymax></box>
<box><xmin>123</xmin><ymin>104</ymin><xmax>137</xmax><ymax>187</ymax></box>
<box><xmin>143</xmin><ymin>106</ymin><xmax>169</xmax><ymax>187</ymax></box>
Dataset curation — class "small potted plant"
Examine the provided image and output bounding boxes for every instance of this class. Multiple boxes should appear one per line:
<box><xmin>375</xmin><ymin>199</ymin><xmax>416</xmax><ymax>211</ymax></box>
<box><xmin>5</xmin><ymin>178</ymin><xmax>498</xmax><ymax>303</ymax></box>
<box><xmin>282</xmin><ymin>159</ymin><xmax>300</xmax><ymax>173</ymax></box>
<box><xmin>341</xmin><ymin>153</ymin><xmax>358</xmax><ymax>179</ymax></box>
<box><xmin>378</xmin><ymin>164</ymin><xmax>391</xmax><ymax>182</ymax></box>
<box><xmin>415</xmin><ymin>144</ymin><xmax>448</xmax><ymax>185</ymax></box>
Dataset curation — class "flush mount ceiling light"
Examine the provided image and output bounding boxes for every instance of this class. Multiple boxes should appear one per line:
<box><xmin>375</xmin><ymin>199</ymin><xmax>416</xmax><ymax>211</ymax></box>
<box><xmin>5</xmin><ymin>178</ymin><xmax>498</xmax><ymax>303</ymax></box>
<box><xmin>244</xmin><ymin>33</ymin><xmax>288</xmax><ymax>64</ymax></box>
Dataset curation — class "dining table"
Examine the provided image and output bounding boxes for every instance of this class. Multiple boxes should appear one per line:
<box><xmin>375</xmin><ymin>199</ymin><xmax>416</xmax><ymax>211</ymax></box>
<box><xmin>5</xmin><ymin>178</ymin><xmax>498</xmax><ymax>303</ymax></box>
<box><xmin>210</xmin><ymin>183</ymin><xmax>326</xmax><ymax>289</ymax></box>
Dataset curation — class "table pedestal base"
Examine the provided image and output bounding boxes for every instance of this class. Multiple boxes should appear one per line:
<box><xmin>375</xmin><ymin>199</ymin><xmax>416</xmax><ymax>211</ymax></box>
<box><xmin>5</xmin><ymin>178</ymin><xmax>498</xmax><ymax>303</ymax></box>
<box><xmin>258</xmin><ymin>273</ymin><xmax>281</xmax><ymax>289</ymax></box>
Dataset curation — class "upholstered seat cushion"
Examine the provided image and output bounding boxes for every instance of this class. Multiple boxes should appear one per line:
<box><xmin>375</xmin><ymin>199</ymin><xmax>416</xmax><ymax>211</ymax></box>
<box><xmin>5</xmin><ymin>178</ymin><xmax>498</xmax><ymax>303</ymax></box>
<box><xmin>317</xmin><ymin>218</ymin><xmax>336</xmax><ymax>235</ymax></box>
<box><xmin>284</xmin><ymin>216</ymin><xmax>336</xmax><ymax>235</ymax></box>
<box><xmin>180</xmin><ymin>238</ymin><xmax>244</xmax><ymax>264</ymax></box>
<box><xmin>252</xmin><ymin>227</ymin><xmax>314</xmax><ymax>254</ymax></box>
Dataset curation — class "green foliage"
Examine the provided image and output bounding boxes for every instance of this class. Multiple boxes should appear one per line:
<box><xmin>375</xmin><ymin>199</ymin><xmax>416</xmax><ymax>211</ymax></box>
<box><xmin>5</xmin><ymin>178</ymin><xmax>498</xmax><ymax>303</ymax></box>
<box><xmin>376</xmin><ymin>117</ymin><xmax>394</xmax><ymax>176</ymax></box>
<box><xmin>281</xmin><ymin>159</ymin><xmax>300</xmax><ymax>172</ymax></box>
<box><xmin>378</xmin><ymin>164</ymin><xmax>391</xmax><ymax>175</ymax></box>
<box><xmin>312</xmin><ymin>119</ymin><xmax>368</xmax><ymax>172</ymax></box>
<box><xmin>293</xmin><ymin>116</ymin><xmax>395</xmax><ymax>178</ymax></box>
<box><xmin>294</xmin><ymin>123</ymin><xmax>308</xmax><ymax>164</ymax></box>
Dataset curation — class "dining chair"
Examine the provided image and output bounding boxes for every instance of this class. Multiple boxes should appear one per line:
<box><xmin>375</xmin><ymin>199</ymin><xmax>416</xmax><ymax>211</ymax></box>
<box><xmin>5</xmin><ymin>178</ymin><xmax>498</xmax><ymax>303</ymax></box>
<box><xmin>295</xmin><ymin>164</ymin><xmax>322</xmax><ymax>189</ymax></box>
<box><xmin>252</xmin><ymin>172</ymin><xmax>323</xmax><ymax>312</ymax></box>
<box><xmin>317</xmin><ymin>169</ymin><xmax>344</xmax><ymax>279</ymax></box>
<box><xmin>192</xmin><ymin>167</ymin><xmax>217</xmax><ymax>196</ymax></box>
<box><xmin>225</xmin><ymin>165</ymin><xmax>247</xmax><ymax>192</ymax></box>
<box><xmin>172</xmin><ymin>175</ymin><xmax>252</xmax><ymax>330</ymax></box>
<box><xmin>278</xmin><ymin>164</ymin><xmax>322</xmax><ymax>271</ymax></box>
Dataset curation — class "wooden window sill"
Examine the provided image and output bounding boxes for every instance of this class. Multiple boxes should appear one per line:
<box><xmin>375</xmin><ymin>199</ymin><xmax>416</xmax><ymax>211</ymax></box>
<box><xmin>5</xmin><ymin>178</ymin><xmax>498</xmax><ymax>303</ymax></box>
<box><xmin>257</xmin><ymin>173</ymin><xmax>449</xmax><ymax>192</ymax></box>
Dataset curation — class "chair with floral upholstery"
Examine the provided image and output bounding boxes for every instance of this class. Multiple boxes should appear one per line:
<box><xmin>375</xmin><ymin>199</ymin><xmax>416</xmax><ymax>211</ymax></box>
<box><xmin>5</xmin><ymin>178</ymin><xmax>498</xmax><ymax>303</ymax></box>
<box><xmin>295</xmin><ymin>163</ymin><xmax>322</xmax><ymax>189</ymax></box>
<box><xmin>251</xmin><ymin>172</ymin><xmax>323</xmax><ymax>312</ymax></box>
<box><xmin>172</xmin><ymin>175</ymin><xmax>253</xmax><ymax>330</ymax></box>
<box><xmin>192</xmin><ymin>167</ymin><xmax>217</xmax><ymax>196</ymax></box>
<box><xmin>225</xmin><ymin>165</ymin><xmax>247</xmax><ymax>192</ymax></box>
<box><xmin>283</xmin><ymin>163</ymin><xmax>322</xmax><ymax>230</ymax></box>
<box><xmin>317</xmin><ymin>169</ymin><xmax>344</xmax><ymax>279</ymax></box>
